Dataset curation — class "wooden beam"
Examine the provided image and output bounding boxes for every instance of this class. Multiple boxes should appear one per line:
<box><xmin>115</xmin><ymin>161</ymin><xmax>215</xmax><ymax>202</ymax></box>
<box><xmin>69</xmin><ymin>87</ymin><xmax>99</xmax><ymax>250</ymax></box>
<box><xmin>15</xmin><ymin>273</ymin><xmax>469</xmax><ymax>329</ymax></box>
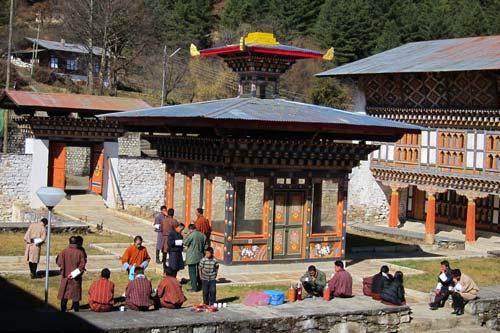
<box><xmin>184</xmin><ymin>175</ymin><xmax>193</xmax><ymax>224</ymax></box>
<box><xmin>166</xmin><ymin>172</ymin><xmax>175</xmax><ymax>209</ymax></box>
<box><xmin>466</xmin><ymin>198</ymin><xmax>476</xmax><ymax>242</ymax></box>
<box><xmin>204</xmin><ymin>178</ymin><xmax>213</xmax><ymax>222</ymax></box>
<box><xmin>425</xmin><ymin>193</ymin><xmax>436</xmax><ymax>244</ymax></box>
<box><xmin>389</xmin><ymin>189</ymin><xmax>399</xmax><ymax>228</ymax></box>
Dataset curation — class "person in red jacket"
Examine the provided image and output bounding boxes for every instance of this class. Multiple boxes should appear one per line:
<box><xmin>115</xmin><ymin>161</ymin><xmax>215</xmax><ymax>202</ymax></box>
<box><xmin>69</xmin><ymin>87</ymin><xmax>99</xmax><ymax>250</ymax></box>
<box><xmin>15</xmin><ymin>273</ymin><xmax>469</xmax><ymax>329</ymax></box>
<box><xmin>88</xmin><ymin>268</ymin><xmax>115</xmax><ymax>312</ymax></box>
<box><xmin>327</xmin><ymin>260</ymin><xmax>353</xmax><ymax>298</ymax></box>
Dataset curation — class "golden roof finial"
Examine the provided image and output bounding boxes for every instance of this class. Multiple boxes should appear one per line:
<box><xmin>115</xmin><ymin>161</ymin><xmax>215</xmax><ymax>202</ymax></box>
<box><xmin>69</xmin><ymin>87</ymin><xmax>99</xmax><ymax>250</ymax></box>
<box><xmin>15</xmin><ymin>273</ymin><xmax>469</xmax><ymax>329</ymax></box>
<box><xmin>190</xmin><ymin>43</ymin><xmax>200</xmax><ymax>57</ymax></box>
<box><xmin>323</xmin><ymin>47</ymin><xmax>335</xmax><ymax>61</ymax></box>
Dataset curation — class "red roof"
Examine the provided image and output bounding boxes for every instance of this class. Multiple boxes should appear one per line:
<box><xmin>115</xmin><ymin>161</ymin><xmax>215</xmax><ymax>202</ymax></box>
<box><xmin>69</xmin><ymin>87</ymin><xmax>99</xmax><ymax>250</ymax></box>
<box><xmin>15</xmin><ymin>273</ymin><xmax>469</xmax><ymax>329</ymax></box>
<box><xmin>0</xmin><ymin>90</ymin><xmax>150</xmax><ymax>115</ymax></box>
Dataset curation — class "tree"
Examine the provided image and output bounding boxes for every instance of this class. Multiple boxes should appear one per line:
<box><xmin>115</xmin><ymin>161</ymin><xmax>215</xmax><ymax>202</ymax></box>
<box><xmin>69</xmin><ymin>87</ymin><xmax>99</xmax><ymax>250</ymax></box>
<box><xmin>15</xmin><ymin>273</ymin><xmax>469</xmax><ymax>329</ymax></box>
<box><xmin>270</xmin><ymin>0</ymin><xmax>325</xmax><ymax>40</ymax></box>
<box><xmin>374</xmin><ymin>20</ymin><xmax>401</xmax><ymax>53</ymax></box>
<box><xmin>311</xmin><ymin>77</ymin><xmax>350</xmax><ymax>110</ymax></box>
<box><xmin>315</xmin><ymin>0</ymin><xmax>375</xmax><ymax>64</ymax></box>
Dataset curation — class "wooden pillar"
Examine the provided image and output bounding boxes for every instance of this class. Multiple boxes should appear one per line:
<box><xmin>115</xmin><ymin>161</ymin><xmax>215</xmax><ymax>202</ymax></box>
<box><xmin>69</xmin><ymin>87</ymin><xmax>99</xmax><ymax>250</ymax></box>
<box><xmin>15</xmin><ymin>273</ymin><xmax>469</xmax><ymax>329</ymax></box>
<box><xmin>224</xmin><ymin>188</ymin><xmax>235</xmax><ymax>264</ymax></box>
<box><xmin>466</xmin><ymin>198</ymin><xmax>476</xmax><ymax>242</ymax></box>
<box><xmin>425</xmin><ymin>193</ymin><xmax>436</xmax><ymax>244</ymax></box>
<box><xmin>204</xmin><ymin>178</ymin><xmax>213</xmax><ymax>222</ymax></box>
<box><xmin>165</xmin><ymin>172</ymin><xmax>175</xmax><ymax>209</ymax></box>
<box><xmin>336</xmin><ymin>181</ymin><xmax>345</xmax><ymax>235</ymax></box>
<box><xmin>389</xmin><ymin>188</ymin><xmax>399</xmax><ymax>228</ymax></box>
<box><xmin>184</xmin><ymin>175</ymin><xmax>192</xmax><ymax>224</ymax></box>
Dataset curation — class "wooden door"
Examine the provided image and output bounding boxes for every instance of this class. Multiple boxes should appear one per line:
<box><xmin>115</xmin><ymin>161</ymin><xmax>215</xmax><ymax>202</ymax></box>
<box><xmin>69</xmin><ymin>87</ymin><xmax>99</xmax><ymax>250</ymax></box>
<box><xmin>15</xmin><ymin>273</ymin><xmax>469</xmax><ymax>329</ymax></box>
<box><xmin>273</xmin><ymin>191</ymin><xmax>305</xmax><ymax>258</ymax></box>
<box><xmin>89</xmin><ymin>143</ymin><xmax>104</xmax><ymax>195</ymax></box>
<box><xmin>413</xmin><ymin>188</ymin><xmax>426</xmax><ymax>220</ymax></box>
<box><xmin>48</xmin><ymin>142</ymin><xmax>66</xmax><ymax>189</ymax></box>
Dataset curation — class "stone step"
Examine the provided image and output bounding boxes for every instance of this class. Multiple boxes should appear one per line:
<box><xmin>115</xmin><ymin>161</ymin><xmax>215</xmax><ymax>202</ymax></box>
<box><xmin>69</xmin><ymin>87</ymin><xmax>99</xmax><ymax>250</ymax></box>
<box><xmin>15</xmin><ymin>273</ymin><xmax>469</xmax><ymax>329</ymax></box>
<box><xmin>141</xmin><ymin>149</ymin><xmax>158</xmax><ymax>157</ymax></box>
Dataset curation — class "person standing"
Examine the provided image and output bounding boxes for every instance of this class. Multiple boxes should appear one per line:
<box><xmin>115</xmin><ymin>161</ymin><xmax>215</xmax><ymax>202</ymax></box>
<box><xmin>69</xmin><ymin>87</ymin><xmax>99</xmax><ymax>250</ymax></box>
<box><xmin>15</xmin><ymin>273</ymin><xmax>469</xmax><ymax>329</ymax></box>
<box><xmin>156</xmin><ymin>267</ymin><xmax>187</xmax><ymax>309</ymax></box>
<box><xmin>160</xmin><ymin>208</ymin><xmax>179</xmax><ymax>266</ymax></box>
<box><xmin>56</xmin><ymin>236</ymin><xmax>86</xmax><ymax>312</ymax></box>
<box><xmin>199</xmin><ymin>247</ymin><xmax>219</xmax><ymax>306</ymax></box>
<box><xmin>154</xmin><ymin>206</ymin><xmax>168</xmax><ymax>264</ymax></box>
<box><xmin>88</xmin><ymin>268</ymin><xmax>115</xmax><ymax>312</ymax></box>
<box><xmin>121</xmin><ymin>235</ymin><xmax>151</xmax><ymax>280</ymax></box>
<box><xmin>450</xmin><ymin>269</ymin><xmax>479</xmax><ymax>316</ymax></box>
<box><xmin>327</xmin><ymin>261</ymin><xmax>353</xmax><ymax>298</ymax></box>
<box><xmin>168</xmin><ymin>223</ymin><xmax>185</xmax><ymax>277</ymax></box>
<box><xmin>300</xmin><ymin>265</ymin><xmax>326</xmax><ymax>297</ymax></box>
<box><xmin>125</xmin><ymin>266</ymin><xmax>154</xmax><ymax>311</ymax></box>
<box><xmin>184</xmin><ymin>224</ymin><xmax>206</xmax><ymax>291</ymax></box>
<box><xmin>381</xmin><ymin>271</ymin><xmax>406</xmax><ymax>306</ymax></box>
<box><xmin>429</xmin><ymin>260</ymin><xmax>453</xmax><ymax>310</ymax></box>
<box><xmin>75</xmin><ymin>235</ymin><xmax>88</xmax><ymax>264</ymax></box>
<box><xmin>23</xmin><ymin>218</ymin><xmax>48</xmax><ymax>279</ymax></box>
<box><xmin>371</xmin><ymin>265</ymin><xmax>393</xmax><ymax>300</ymax></box>
<box><xmin>194</xmin><ymin>208</ymin><xmax>211</xmax><ymax>242</ymax></box>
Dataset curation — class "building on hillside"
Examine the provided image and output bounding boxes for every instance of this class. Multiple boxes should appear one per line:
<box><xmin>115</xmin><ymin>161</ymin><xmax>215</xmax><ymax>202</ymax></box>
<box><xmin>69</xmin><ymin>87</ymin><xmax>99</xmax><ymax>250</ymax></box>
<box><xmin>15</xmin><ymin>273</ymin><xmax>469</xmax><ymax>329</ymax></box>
<box><xmin>318</xmin><ymin>35</ymin><xmax>500</xmax><ymax>243</ymax></box>
<box><xmin>0</xmin><ymin>91</ymin><xmax>157</xmax><ymax>222</ymax></box>
<box><xmin>12</xmin><ymin>37</ymin><xmax>105</xmax><ymax>80</ymax></box>
<box><xmin>100</xmin><ymin>32</ymin><xmax>420</xmax><ymax>264</ymax></box>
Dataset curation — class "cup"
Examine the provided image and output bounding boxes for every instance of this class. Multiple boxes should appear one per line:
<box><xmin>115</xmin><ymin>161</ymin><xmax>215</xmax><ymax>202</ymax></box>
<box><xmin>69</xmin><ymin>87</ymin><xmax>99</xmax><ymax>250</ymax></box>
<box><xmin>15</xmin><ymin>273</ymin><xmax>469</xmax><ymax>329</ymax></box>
<box><xmin>119</xmin><ymin>306</ymin><xmax>125</xmax><ymax>312</ymax></box>
<box><xmin>217</xmin><ymin>302</ymin><xmax>222</xmax><ymax>308</ymax></box>
<box><xmin>223</xmin><ymin>303</ymin><xmax>227</xmax><ymax>308</ymax></box>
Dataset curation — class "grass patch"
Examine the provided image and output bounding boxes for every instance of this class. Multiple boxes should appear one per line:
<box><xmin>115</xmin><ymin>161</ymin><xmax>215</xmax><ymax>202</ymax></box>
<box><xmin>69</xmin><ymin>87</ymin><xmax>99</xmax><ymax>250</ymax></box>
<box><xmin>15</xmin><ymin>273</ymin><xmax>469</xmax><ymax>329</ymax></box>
<box><xmin>0</xmin><ymin>271</ymin><xmax>288</xmax><ymax>311</ymax></box>
<box><xmin>0</xmin><ymin>230</ymin><xmax>133</xmax><ymax>256</ymax></box>
<box><xmin>391</xmin><ymin>258</ymin><xmax>500</xmax><ymax>293</ymax></box>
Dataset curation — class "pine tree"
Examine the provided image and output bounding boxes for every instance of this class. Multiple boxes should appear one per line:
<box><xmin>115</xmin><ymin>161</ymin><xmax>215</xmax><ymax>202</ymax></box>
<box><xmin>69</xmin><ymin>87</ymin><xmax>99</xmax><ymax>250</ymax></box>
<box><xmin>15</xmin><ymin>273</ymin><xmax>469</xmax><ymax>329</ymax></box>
<box><xmin>270</xmin><ymin>0</ymin><xmax>325</xmax><ymax>40</ymax></box>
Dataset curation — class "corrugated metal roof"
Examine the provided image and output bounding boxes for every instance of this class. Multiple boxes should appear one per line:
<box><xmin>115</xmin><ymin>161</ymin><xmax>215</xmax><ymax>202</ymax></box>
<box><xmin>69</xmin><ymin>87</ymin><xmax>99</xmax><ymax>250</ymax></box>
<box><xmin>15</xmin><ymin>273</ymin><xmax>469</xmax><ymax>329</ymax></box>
<box><xmin>317</xmin><ymin>35</ymin><xmax>500</xmax><ymax>76</ymax></box>
<box><xmin>1</xmin><ymin>91</ymin><xmax>150</xmax><ymax>114</ymax></box>
<box><xmin>100</xmin><ymin>97</ymin><xmax>422</xmax><ymax>132</ymax></box>
<box><xmin>26</xmin><ymin>37</ymin><xmax>104</xmax><ymax>56</ymax></box>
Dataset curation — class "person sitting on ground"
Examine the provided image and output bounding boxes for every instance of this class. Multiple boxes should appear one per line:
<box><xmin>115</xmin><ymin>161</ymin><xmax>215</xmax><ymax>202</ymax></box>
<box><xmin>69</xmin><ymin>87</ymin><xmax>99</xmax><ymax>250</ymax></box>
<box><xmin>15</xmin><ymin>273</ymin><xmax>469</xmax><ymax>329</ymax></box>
<box><xmin>88</xmin><ymin>268</ymin><xmax>115</xmax><ymax>312</ymax></box>
<box><xmin>327</xmin><ymin>260</ymin><xmax>353</xmax><ymax>298</ymax></box>
<box><xmin>381</xmin><ymin>270</ymin><xmax>406</xmax><ymax>306</ymax></box>
<box><xmin>121</xmin><ymin>235</ymin><xmax>151</xmax><ymax>281</ymax></box>
<box><xmin>450</xmin><ymin>269</ymin><xmax>479</xmax><ymax>316</ymax></box>
<box><xmin>156</xmin><ymin>267</ymin><xmax>187</xmax><ymax>309</ymax></box>
<box><xmin>301</xmin><ymin>265</ymin><xmax>326</xmax><ymax>297</ymax></box>
<box><xmin>168</xmin><ymin>223</ymin><xmax>185</xmax><ymax>277</ymax></box>
<box><xmin>125</xmin><ymin>266</ymin><xmax>154</xmax><ymax>311</ymax></box>
<box><xmin>371</xmin><ymin>265</ymin><xmax>393</xmax><ymax>300</ymax></box>
<box><xmin>429</xmin><ymin>260</ymin><xmax>454</xmax><ymax>310</ymax></box>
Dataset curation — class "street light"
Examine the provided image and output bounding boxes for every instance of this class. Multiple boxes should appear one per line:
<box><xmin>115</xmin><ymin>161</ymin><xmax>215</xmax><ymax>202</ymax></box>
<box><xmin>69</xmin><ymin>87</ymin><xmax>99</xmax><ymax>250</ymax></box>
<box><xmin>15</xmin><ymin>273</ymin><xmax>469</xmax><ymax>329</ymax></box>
<box><xmin>36</xmin><ymin>187</ymin><xmax>66</xmax><ymax>306</ymax></box>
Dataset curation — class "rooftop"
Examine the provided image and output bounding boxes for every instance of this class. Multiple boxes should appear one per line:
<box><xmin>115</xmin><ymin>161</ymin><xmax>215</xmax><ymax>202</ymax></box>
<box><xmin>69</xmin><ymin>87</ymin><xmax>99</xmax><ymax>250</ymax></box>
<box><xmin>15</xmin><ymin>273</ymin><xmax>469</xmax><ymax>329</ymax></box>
<box><xmin>317</xmin><ymin>35</ymin><xmax>500</xmax><ymax>76</ymax></box>
<box><xmin>0</xmin><ymin>90</ymin><xmax>150</xmax><ymax>116</ymax></box>
<box><xmin>100</xmin><ymin>97</ymin><xmax>421</xmax><ymax>140</ymax></box>
<box><xmin>24</xmin><ymin>37</ymin><xmax>105</xmax><ymax>56</ymax></box>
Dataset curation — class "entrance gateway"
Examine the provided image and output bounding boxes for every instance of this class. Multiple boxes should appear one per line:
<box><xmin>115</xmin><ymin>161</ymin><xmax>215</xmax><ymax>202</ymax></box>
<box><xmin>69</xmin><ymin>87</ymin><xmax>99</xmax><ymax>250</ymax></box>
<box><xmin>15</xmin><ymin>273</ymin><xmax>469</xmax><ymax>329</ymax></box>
<box><xmin>101</xmin><ymin>32</ymin><xmax>421</xmax><ymax>264</ymax></box>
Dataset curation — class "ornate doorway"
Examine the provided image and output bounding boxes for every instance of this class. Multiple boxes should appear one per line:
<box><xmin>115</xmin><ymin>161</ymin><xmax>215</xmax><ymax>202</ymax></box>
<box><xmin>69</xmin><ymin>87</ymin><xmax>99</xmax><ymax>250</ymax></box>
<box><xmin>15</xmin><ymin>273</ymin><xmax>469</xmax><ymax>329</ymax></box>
<box><xmin>272</xmin><ymin>191</ymin><xmax>305</xmax><ymax>258</ymax></box>
<box><xmin>48</xmin><ymin>142</ymin><xmax>67</xmax><ymax>189</ymax></box>
<box><xmin>89</xmin><ymin>143</ymin><xmax>104</xmax><ymax>195</ymax></box>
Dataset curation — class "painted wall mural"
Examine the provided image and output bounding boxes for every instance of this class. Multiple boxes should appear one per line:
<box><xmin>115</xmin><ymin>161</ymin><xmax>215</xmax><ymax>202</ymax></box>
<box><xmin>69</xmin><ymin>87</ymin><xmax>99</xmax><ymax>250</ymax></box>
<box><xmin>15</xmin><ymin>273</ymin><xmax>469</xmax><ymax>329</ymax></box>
<box><xmin>212</xmin><ymin>241</ymin><xmax>225</xmax><ymax>261</ymax></box>
<box><xmin>309</xmin><ymin>241</ymin><xmax>342</xmax><ymax>259</ymax></box>
<box><xmin>233</xmin><ymin>244</ymin><xmax>268</xmax><ymax>261</ymax></box>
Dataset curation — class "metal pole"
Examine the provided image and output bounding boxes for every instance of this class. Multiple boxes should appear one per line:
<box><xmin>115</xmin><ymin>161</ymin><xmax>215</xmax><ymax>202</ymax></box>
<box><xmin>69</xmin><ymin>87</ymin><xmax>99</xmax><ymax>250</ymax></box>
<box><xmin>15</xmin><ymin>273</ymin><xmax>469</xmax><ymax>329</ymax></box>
<box><xmin>31</xmin><ymin>11</ymin><xmax>41</xmax><ymax>78</ymax></box>
<box><xmin>44</xmin><ymin>208</ymin><xmax>53</xmax><ymax>306</ymax></box>
<box><xmin>3</xmin><ymin>0</ymin><xmax>14</xmax><ymax>154</ymax></box>
<box><xmin>160</xmin><ymin>45</ymin><xmax>167</xmax><ymax>106</ymax></box>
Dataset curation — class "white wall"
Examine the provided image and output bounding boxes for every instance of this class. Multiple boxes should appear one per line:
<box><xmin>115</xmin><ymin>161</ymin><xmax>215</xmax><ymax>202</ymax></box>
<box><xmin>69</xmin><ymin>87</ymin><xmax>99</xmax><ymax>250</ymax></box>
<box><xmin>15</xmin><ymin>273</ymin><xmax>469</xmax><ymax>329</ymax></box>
<box><xmin>102</xmin><ymin>141</ymin><xmax>119</xmax><ymax>209</ymax></box>
<box><xmin>29</xmin><ymin>139</ymin><xmax>49</xmax><ymax>209</ymax></box>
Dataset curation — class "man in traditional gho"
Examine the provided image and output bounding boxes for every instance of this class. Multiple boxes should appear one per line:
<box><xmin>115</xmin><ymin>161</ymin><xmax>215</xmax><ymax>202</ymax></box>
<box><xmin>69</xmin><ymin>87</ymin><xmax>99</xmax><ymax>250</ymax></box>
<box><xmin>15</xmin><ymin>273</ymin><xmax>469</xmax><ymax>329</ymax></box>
<box><xmin>88</xmin><ymin>268</ymin><xmax>115</xmax><ymax>312</ymax></box>
<box><xmin>160</xmin><ymin>208</ymin><xmax>179</xmax><ymax>266</ymax></box>
<box><xmin>23</xmin><ymin>218</ymin><xmax>48</xmax><ymax>279</ymax></box>
<box><xmin>153</xmin><ymin>206</ymin><xmax>168</xmax><ymax>263</ymax></box>
<box><xmin>56</xmin><ymin>236</ymin><xmax>86</xmax><ymax>312</ymax></box>
<box><xmin>156</xmin><ymin>267</ymin><xmax>186</xmax><ymax>309</ymax></box>
<box><xmin>194</xmin><ymin>208</ymin><xmax>211</xmax><ymax>241</ymax></box>
<box><xmin>121</xmin><ymin>235</ymin><xmax>151</xmax><ymax>280</ymax></box>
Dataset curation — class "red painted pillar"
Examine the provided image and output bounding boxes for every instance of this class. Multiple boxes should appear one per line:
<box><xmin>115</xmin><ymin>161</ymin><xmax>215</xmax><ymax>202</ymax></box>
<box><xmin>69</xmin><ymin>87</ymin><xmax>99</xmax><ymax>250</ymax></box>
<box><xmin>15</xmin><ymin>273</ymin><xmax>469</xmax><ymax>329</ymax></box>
<box><xmin>389</xmin><ymin>189</ymin><xmax>399</xmax><ymax>228</ymax></box>
<box><xmin>465</xmin><ymin>198</ymin><xmax>476</xmax><ymax>242</ymax></box>
<box><xmin>204</xmin><ymin>178</ymin><xmax>213</xmax><ymax>222</ymax></box>
<box><xmin>184</xmin><ymin>175</ymin><xmax>193</xmax><ymax>224</ymax></box>
<box><xmin>425</xmin><ymin>193</ymin><xmax>436</xmax><ymax>244</ymax></box>
<box><xmin>166</xmin><ymin>172</ymin><xmax>175</xmax><ymax>209</ymax></box>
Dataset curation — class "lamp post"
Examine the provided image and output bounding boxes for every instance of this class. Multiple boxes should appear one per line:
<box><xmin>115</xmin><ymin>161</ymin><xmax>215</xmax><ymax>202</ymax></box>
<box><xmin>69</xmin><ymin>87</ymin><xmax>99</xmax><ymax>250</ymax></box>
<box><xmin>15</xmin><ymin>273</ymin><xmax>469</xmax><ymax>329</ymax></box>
<box><xmin>36</xmin><ymin>187</ymin><xmax>66</xmax><ymax>306</ymax></box>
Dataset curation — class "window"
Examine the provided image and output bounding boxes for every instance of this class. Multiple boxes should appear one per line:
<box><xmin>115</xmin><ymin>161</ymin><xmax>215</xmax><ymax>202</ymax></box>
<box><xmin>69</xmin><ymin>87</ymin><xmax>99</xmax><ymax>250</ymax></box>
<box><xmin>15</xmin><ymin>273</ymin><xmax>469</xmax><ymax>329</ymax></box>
<box><xmin>395</xmin><ymin>133</ymin><xmax>420</xmax><ymax>163</ymax></box>
<box><xmin>49</xmin><ymin>57</ymin><xmax>58</xmax><ymax>69</ymax></box>
<box><xmin>235</xmin><ymin>179</ymin><xmax>264</xmax><ymax>236</ymax></box>
<box><xmin>485</xmin><ymin>134</ymin><xmax>500</xmax><ymax>171</ymax></box>
<box><xmin>438</xmin><ymin>131</ymin><xmax>466</xmax><ymax>167</ymax></box>
<box><xmin>312</xmin><ymin>180</ymin><xmax>338</xmax><ymax>234</ymax></box>
<box><xmin>66</xmin><ymin>59</ymin><xmax>78</xmax><ymax>71</ymax></box>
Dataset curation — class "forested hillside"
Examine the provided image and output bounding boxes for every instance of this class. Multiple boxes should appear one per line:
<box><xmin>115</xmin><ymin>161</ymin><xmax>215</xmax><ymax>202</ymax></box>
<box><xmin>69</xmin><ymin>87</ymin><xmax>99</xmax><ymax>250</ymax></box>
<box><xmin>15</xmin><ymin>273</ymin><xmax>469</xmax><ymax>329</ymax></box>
<box><xmin>0</xmin><ymin>0</ymin><xmax>499</xmax><ymax>107</ymax></box>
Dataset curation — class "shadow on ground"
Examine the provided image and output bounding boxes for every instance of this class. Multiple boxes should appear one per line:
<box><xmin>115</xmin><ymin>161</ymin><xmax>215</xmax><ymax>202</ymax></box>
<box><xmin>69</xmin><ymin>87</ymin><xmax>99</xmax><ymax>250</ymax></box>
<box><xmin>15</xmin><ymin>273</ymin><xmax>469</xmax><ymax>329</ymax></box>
<box><xmin>0</xmin><ymin>276</ymin><xmax>103</xmax><ymax>333</ymax></box>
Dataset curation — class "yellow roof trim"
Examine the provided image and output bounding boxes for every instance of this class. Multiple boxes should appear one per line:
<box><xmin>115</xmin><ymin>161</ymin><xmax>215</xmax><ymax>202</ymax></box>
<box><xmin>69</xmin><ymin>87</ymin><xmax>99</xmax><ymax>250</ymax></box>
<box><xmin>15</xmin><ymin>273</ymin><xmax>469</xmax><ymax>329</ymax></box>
<box><xmin>323</xmin><ymin>47</ymin><xmax>335</xmax><ymax>61</ymax></box>
<box><xmin>243</xmin><ymin>32</ymin><xmax>280</xmax><ymax>46</ymax></box>
<box><xmin>190</xmin><ymin>43</ymin><xmax>200</xmax><ymax>57</ymax></box>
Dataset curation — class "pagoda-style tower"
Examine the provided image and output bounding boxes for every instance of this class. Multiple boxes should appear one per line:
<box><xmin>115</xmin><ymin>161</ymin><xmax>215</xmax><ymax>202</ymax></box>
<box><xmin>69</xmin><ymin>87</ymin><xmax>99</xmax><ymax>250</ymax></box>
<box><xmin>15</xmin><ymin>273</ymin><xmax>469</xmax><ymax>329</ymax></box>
<box><xmin>103</xmin><ymin>33</ymin><xmax>418</xmax><ymax>264</ymax></box>
<box><xmin>191</xmin><ymin>32</ymin><xmax>333</xmax><ymax>98</ymax></box>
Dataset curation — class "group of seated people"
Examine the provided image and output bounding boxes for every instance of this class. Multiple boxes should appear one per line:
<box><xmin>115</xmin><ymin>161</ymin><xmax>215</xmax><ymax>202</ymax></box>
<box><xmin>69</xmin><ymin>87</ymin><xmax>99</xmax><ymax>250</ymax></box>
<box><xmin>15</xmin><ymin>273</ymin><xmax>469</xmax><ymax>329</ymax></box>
<box><xmin>428</xmin><ymin>260</ymin><xmax>479</xmax><ymax>316</ymax></box>
<box><xmin>301</xmin><ymin>260</ymin><xmax>353</xmax><ymax>298</ymax></box>
<box><xmin>88</xmin><ymin>266</ymin><xmax>186</xmax><ymax>312</ymax></box>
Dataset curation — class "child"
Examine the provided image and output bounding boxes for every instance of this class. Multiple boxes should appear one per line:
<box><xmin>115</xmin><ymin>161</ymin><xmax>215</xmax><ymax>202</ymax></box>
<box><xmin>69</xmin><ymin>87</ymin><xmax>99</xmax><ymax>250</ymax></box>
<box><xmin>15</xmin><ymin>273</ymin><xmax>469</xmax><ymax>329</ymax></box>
<box><xmin>198</xmin><ymin>247</ymin><xmax>219</xmax><ymax>306</ymax></box>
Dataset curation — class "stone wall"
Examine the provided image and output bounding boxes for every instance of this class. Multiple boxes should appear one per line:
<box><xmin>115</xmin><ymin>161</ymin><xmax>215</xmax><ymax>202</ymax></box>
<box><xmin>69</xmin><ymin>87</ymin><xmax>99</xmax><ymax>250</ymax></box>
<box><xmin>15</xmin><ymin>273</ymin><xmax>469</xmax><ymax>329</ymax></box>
<box><xmin>65</xmin><ymin>146</ymin><xmax>91</xmax><ymax>176</ymax></box>
<box><xmin>118</xmin><ymin>132</ymin><xmax>141</xmax><ymax>157</ymax></box>
<box><xmin>348</xmin><ymin>160</ymin><xmax>390</xmax><ymax>224</ymax></box>
<box><xmin>7</xmin><ymin>123</ymin><xmax>26</xmax><ymax>154</ymax></box>
<box><xmin>0</xmin><ymin>154</ymin><xmax>32</xmax><ymax>222</ymax></box>
<box><xmin>469</xmin><ymin>286</ymin><xmax>500</xmax><ymax>330</ymax></box>
<box><xmin>117</xmin><ymin>156</ymin><xmax>165</xmax><ymax>212</ymax></box>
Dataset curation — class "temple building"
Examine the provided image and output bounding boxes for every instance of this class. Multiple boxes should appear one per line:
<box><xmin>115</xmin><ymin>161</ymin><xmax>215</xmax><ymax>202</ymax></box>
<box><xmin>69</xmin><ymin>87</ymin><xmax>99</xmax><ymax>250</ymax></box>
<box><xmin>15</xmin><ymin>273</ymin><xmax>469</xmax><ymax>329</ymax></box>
<box><xmin>101</xmin><ymin>32</ymin><xmax>420</xmax><ymax>264</ymax></box>
<box><xmin>318</xmin><ymin>35</ymin><xmax>500</xmax><ymax>243</ymax></box>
